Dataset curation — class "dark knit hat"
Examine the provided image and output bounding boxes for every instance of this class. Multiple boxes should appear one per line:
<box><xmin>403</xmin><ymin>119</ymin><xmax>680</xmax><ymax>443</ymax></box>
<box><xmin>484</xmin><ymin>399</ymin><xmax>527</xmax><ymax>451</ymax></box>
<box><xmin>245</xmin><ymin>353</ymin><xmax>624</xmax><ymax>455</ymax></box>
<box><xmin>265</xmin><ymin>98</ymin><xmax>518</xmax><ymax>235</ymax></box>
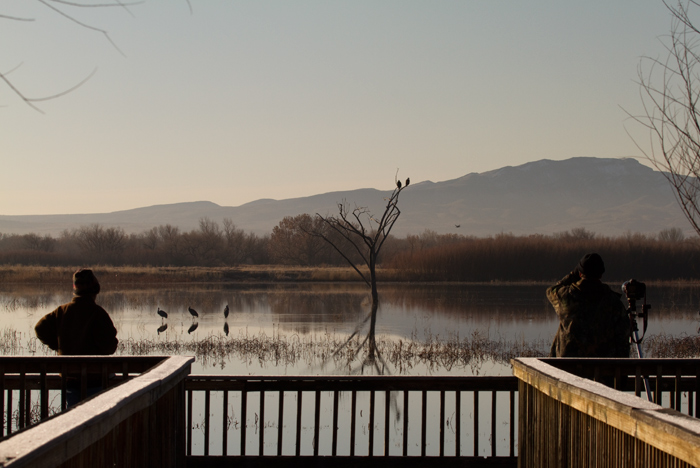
<box><xmin>73</xmin><ymin>268</ymin><xmax>100</xmax><ymax>296</ymax></box>
<box><xmin>576</xmin><ymin>253</ymin><xmax>605</xmax><ymax>278</ymax></box>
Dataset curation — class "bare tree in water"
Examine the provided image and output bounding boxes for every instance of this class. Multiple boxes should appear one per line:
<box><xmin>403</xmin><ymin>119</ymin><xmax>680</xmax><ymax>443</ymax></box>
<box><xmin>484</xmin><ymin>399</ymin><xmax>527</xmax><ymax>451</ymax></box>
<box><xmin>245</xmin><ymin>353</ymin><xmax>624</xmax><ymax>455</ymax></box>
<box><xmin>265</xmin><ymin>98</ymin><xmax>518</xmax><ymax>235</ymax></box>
<box><xmin>314</xmin><ymin>175</ymin><xmax>410</xmax><ymax>374</ymax></box>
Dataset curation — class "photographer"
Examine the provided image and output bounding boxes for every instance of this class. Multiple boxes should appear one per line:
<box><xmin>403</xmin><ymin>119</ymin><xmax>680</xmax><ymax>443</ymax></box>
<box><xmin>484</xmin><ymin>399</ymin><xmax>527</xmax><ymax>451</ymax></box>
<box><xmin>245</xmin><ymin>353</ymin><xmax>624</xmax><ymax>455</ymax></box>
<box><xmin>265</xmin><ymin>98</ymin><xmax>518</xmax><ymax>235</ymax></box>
<box><xmin>547</xmin><ymin>253</ymin><xmax>630</xmax><ymax>358</ymax></box>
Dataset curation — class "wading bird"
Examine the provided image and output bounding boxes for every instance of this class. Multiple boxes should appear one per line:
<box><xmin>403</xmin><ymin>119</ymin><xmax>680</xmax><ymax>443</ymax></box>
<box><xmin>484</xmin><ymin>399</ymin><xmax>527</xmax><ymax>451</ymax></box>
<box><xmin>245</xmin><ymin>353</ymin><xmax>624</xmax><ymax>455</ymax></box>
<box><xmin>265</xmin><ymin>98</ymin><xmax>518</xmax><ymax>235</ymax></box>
<box><xmin>188</xmin><ymin>306</ymin><xmax>198</xmax><ymax>318</ymax></box>
<box><xmin>224</xmin><ymin>304</ymin><xmax>229</xmax><ymax>319</ymax></box>
<box><xmin>157</xmin><ymin>308</ymin><xmax>167</xmax><ymax>321</ymax></box>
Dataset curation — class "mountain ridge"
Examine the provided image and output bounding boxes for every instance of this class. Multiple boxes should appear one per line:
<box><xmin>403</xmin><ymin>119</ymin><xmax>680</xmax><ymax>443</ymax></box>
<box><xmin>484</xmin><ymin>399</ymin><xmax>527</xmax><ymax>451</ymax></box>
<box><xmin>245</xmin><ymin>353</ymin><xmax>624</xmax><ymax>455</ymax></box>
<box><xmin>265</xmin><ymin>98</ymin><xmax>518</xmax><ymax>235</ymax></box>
<box><xmin>0</xmin><ymin>157</ymin><xmax>690</xmax><ymax>238</ymax></box>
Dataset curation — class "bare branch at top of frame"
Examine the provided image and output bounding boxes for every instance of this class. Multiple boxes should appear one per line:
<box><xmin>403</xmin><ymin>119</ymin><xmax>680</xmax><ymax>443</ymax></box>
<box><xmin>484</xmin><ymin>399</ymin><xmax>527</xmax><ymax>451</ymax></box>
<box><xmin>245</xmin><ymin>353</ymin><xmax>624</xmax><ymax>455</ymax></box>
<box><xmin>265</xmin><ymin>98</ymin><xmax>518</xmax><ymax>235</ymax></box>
<box><xmin>37</xmin><ymin>0</ymin><xmax>126</xmax><ymax>56</ymax></box>
<box><xmin>0</xmin><ymin>14</ymin><xmax>35</xmax><ymax>21</ymax></box>
<box><xmin>0</xmin><ymin>68</ymin><xmax>97</xmax><ymax>114</ymax></box>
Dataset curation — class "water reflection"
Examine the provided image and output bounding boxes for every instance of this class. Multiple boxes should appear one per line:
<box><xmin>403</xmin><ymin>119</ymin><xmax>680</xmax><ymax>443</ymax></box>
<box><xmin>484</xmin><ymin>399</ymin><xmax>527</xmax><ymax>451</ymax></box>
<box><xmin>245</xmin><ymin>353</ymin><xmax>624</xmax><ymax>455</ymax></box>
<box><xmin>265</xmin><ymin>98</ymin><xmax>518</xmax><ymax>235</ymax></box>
<box><xmin>1</xmin><ymin>283</ymin><xmax>698</xmax><ymax>374</ymax></box>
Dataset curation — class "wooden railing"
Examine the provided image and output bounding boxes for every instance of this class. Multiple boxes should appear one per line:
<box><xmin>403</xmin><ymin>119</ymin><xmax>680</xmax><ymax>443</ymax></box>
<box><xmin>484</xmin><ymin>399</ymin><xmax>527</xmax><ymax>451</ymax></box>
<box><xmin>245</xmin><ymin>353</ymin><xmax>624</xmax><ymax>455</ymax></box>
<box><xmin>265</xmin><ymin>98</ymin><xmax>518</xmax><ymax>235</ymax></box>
<box><xmin>184</xmin><ymin>375</ymin><xmax>519</xmax><ymax>467</ymax></box>
<box><xmin>540</xmin><ymin>357</ymin><xmax>700</xmax><ymax>415</ymax></box>
<box><xmin>0</xmin><ymin>356</ymin><xmax>193</xmax><ymax>468</ymax></box>
<box><xmin>513</xmin><ymin>357</ymin><xmax>700</xmax><ymax>468</ymax></box>
<box><xmin>0</xmin><ymin>355</ymin><xmax>167</xmax><ymax>437</ymax></box>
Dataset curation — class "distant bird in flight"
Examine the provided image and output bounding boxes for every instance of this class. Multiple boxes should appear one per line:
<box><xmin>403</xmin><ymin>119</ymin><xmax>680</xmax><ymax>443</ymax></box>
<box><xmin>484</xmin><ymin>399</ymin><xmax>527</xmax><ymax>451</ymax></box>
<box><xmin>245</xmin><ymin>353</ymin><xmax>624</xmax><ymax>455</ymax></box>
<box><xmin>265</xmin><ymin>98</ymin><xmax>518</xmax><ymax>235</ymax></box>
<box><xmin>224</xmin><ymin>304</ymin><xmax>229</xmax><ymax>319</ymax></box>
<box><xmin>157</xmin><ymin>308</ymin><xmax>168</xmax><ymax>321</ymax></box>
<box><xmin>405</xmin><ymin>178</ymin><xmax>410</xmax><ymax>187</ymax></box>
<box><xmin>157</xmin><ymin>324</ymin><xmax>168</xmax><ymax>335</ymax></box>
<box><xmin>188</xmin><ymin>306</ymin><xmax>198</xmax><ymax>318</ymax></box>
<box><xmin>188</xmin><ymin>322</ymin><xmax>199</xmax><ymax>334</ymax></box>
<box><xmin>455</xmin><ymin>224</ymin><xmax>461</xmax><ymax>228</ymax></box>
<box><xmin>396</xmin><ymin>180</ymin><xmax>402</xmax><ymax>189</ymax></box>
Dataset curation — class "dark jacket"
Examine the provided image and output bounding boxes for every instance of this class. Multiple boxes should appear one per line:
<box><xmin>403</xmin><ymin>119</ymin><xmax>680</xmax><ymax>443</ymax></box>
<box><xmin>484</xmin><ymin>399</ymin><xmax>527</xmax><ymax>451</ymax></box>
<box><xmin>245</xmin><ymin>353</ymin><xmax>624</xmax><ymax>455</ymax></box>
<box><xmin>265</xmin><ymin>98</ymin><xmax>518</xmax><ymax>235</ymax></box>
<box><xmin>35</xmin><ymin>295</ymin><xmax>118</xmax><ymax>355</ymax></box>
<box><xmin>547</xmin><ymin>271</ymin><xmax>630</xmax><ymax>358</ymax></box>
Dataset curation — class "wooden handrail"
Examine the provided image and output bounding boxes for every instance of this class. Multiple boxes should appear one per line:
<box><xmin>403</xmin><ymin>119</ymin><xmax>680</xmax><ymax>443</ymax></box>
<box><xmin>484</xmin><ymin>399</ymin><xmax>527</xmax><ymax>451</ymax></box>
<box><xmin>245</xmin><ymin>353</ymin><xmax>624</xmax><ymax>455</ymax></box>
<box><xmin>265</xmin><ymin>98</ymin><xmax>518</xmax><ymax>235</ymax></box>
<box><xmin>0</xmin><ymin>356</ymin><xmax>193</xmax><ymax>468</ymax></box>
<box><xmin>513</xmin><ymin>357</ymin><xmax>700</xmax><ymax>467</ymax></box>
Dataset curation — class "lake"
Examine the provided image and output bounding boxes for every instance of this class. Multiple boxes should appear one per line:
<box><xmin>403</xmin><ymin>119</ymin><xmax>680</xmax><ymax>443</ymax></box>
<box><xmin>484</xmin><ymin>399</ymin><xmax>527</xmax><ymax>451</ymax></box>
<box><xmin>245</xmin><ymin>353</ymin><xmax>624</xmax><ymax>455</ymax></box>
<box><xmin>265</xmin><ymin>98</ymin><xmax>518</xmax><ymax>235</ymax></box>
<box><xmin>1</xmin><ymin>282</ymin><xmax>698</xmax><ymax>376</ymax></box>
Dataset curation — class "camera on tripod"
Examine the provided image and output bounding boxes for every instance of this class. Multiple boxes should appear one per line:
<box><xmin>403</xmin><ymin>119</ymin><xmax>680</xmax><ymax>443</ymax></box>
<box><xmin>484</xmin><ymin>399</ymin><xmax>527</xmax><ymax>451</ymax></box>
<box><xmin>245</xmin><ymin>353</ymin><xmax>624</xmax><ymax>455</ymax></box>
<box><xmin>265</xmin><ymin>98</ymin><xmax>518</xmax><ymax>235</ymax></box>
<box><xmin>622</xmin><ymin>279</ymin><xmax>650</xmax><ymax>346</ymax></box>
<box><xmin>622</xmin><ymin>279</ymin><xmax>646</xmax><ymax>301</ymax></box>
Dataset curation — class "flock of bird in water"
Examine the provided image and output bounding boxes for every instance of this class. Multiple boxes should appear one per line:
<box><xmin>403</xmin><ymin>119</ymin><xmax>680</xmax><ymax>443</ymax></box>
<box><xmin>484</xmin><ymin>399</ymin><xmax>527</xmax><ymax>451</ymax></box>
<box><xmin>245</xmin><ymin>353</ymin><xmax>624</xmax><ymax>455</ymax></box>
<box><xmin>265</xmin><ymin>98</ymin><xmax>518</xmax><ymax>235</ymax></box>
<box><xmin>156</xmin><ymin>305</ymin><xmax>230</xmax><ymax>336</ymax></box>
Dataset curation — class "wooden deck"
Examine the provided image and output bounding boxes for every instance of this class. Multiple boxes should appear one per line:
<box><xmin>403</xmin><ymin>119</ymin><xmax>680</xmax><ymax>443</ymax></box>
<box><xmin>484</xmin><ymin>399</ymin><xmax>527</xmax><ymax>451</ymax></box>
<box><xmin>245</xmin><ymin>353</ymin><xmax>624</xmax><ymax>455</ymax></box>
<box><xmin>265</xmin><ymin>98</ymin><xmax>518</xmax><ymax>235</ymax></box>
<box><xmin>1</xmin><ymin>356</ymin><xmax>699</xmax><ymax>467</ymax></box>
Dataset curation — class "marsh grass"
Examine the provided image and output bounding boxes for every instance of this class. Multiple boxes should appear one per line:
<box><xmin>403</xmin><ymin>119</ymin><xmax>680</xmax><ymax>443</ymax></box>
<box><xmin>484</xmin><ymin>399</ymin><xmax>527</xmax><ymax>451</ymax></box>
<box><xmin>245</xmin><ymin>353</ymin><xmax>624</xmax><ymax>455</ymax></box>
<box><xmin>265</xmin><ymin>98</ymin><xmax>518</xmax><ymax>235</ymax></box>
<box><xmin>0</xmin><ymin>321</ymin><xmax>551</xmax><ymax>373</ymax></box>
<box><xmin>0</xmin><ymin>265</ymin><xmax>379</xmax><ymax>285</ymax></box>
<box><xmin>3</xmin><ymin>326</ymin><xmax>697</xmax><ymax>372</ymax></box>
<box><xmin>644</xmin><ymin>333</ymin><xmax>700</xmax><ymax>358</ymax></box>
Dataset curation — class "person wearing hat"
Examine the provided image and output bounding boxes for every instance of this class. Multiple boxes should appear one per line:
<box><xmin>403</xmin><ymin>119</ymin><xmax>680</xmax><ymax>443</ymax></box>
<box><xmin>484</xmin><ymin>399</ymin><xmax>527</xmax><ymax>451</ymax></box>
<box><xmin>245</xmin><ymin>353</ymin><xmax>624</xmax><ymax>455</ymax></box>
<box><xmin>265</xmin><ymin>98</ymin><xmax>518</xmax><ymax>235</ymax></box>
<box><xmin>35</xmin><ymin>268</ymin><xmax>118</xmax><ymax>405</ymax></box>
<box><xmin>547</xmin><ymin>253</ymin><xmax>630</xmax><ymax>358</ymax></box>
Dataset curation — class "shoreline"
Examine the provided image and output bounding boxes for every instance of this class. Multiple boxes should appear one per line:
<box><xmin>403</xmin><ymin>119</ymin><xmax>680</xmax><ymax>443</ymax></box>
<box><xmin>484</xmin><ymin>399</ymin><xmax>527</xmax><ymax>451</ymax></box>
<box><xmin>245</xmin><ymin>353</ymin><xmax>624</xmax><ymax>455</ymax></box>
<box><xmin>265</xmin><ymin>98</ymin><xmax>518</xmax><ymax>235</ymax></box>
<box><xmin>1</xmin><ymin>265</ymin><xmax>698</xmax><ymax>286</ymax></box>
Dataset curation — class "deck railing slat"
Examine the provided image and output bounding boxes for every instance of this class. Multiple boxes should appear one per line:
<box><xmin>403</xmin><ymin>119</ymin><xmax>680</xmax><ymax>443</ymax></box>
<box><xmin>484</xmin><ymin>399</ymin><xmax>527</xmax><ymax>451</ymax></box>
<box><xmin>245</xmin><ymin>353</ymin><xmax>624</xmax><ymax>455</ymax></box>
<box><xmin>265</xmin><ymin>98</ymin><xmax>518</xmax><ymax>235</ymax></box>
<box><xmin>18</xmin><ymin>365</ymin><xmax>25</xmax><ymax>430</ymax></box>
<box><xmin>491</xmin><ymin>390</ymin><xmax>497</xmax><ymax>457</ymax></box>
<box><xmin>6</xmin><ymin>387</ymin><xmax>12</xmax><ymax>437</ymax></box>
<box><xmin>277</xmin><ymin>390</ymin><xmax>284</xmax><ymax>457</ymax></box>
<box><xmin>39</xmin><ymin>364</ymin><xmax>48</xmax><ymax>421</ymax></box>
<box><xmin>368</xmin><ymin>390</ymin><xmax>375</xmax><ymax>456</ymax></box>
<box><xmin>420</xmin><ymin>390</ymin><xmax>426</xmax><ymax>457</ymax></box>
<box><xmin>509</xmin><ymin>389</ymin><xmax>515</xmax><ymax>458</ymax></box>
<box><xmin>187</xmin><ymin>384</ymin><xmax>193</xmax><ymax>457</ymax></box>
<box><xmin>314</xmin><ymin>390</ymin><xmax>320</xmax><ymax>457</ymax></box>
<box><xmin>241</xmin><ymin>387</ymin><xmax>248</xmax><ymax>456</ymax></box>
<box><xmin>473</xmin><ymin>390</ymin><xmax>479</xmax><ymax>456</ymax></box>
<box><xmin>350</xmin><ymin>390</ymin><xmax>357</xmax><ymax>457</ymax></box>
<box><xmin>439</xmin><ymin>390</ymin><xmax>445</xmax><ymax>457</ymax></box>
<box><xmin>332</xmin><ymin>390</ymin><xmax>339</xmax><ymax>457</ymax></box>
<box><xmin>222</xmin><ymin>390</ymin><xmax>229</xmax><ymax>456</ymax></box>
<box><xmin>0</xmin><ymin>365</ymin><xmax>4</xmax><ymax>437</ymax></box>
<box><xmin>455</xmin><ymin>390</ymin><xmax>461</xmax><ymax>457</ymax></box>
<box><xmin>294</xmin><ymin>389</ymin><xmax>301</xmax><ymax>457</ymax></box>
<box><xmin>260</xmin><ymin>389</ymin><xmax>266</xmax><ymax>456</ymax></box>
<box><xmin>204</xmin><ymin>389</ymin><xmax>210</xmax><ymax>456</ymax></box>
<box><xmin>402</xmin><ymin>390</ymin><xmax>408</xmax><ymax>457</ymax></box>
<box><xmin>384</xmin><ymin>390</ymin><xmax>390</xmax><ymax>456</ymax></box>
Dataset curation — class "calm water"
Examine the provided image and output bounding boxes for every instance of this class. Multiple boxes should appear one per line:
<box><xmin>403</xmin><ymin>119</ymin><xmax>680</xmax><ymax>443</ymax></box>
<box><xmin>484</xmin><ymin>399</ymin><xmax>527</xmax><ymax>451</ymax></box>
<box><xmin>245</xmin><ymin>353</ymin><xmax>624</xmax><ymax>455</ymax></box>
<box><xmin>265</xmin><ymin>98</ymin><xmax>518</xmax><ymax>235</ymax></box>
<box><xmin>1</xmin><ymin>282</ymin><xmax>698</xmax><ymax>375</ymax></box>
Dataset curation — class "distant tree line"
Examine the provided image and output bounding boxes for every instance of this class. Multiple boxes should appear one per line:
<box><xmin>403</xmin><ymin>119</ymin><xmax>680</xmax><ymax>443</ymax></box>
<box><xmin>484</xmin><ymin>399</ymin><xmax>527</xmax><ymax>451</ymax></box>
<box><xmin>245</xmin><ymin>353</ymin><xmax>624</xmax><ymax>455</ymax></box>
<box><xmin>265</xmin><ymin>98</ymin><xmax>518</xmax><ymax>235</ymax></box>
<box><xmin>0</xmin><ymin>218</ymin><xmax>697</xmax><ymax>281</ymax></box>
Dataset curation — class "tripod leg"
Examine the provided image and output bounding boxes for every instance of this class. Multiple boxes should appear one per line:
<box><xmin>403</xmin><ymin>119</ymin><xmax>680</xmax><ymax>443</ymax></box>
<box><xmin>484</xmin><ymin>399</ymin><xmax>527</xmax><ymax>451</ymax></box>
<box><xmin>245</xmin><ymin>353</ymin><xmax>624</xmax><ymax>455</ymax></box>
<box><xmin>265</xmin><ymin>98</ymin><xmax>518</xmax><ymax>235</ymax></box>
<box><xmin>634</xmin><ymin>330</ymin><xmax>653</xmax><ymax>402</ymax></box>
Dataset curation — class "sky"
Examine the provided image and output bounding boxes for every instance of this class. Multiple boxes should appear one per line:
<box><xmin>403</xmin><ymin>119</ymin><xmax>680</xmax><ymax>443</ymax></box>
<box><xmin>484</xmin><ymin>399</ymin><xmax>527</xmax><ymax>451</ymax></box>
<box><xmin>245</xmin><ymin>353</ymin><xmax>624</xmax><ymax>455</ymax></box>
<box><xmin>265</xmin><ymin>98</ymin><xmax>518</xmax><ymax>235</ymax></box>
<box><xmin>0</xmin><ymin>1</ymin><xmax>675</xmax><ymax>215</ymax></box>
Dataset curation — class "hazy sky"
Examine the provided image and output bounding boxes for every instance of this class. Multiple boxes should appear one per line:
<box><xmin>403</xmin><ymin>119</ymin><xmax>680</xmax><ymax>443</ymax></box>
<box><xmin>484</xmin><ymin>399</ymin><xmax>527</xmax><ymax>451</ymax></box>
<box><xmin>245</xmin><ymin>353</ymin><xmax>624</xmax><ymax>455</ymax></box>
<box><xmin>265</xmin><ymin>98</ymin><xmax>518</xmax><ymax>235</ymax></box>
<box><xmin>0</xmin><ymin>1</ymin><xmax>673</xmax><ymax>215</ymax></box>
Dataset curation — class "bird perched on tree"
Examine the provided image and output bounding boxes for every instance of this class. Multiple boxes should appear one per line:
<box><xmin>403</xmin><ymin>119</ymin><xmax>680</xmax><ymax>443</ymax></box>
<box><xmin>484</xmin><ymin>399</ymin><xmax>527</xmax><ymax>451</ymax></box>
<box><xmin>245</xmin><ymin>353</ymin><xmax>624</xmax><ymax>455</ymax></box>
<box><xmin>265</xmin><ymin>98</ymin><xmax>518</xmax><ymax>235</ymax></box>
<box><xmin>188</xmin><ymin>306</ymin><xmax>198</xmax><ymax>318</ymax></box>
<box><xmin>224</xmin><ymin>304</ymin><xmax>229</xmax><ymax>319</ymax></box>
<box><xmin>157</xmin><ymin>308</ymin><xmax>167</xmax><ymax>320</ymax></box>
<box><xmin>405</xmin><ymin>178</ymin><xmax>410</xmax><ymax>187</ymax></box>
<box><xmin>396</xmin><ymin>180</ymin><xmax>402</xmax><ymax>189</ymax></box>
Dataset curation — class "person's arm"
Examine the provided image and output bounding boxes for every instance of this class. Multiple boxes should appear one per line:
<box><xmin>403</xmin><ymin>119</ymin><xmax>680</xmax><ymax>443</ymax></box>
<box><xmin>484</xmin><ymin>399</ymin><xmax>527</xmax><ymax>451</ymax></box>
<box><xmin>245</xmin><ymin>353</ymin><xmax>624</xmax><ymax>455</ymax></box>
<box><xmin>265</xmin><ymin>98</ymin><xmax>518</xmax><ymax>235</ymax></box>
<box><xmin>34</xmin><ymin>311</ymin><xmax>59</xmax><ymax>351</ymax></box>
<box><xmin>546</xmin><ymin>270</ymin><xmax>580</xmax><ymax>306</ymax></box>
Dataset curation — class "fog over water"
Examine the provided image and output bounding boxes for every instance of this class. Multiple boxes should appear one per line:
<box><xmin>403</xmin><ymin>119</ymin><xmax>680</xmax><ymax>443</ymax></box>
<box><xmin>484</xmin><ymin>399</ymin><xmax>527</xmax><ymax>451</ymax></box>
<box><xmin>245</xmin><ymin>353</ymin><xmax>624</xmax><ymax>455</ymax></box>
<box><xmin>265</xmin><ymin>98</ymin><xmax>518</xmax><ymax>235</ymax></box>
<box><xmin>1</xmin><ymin>283</ymin><xmax>698</xmax><ymax>375</ymax></box>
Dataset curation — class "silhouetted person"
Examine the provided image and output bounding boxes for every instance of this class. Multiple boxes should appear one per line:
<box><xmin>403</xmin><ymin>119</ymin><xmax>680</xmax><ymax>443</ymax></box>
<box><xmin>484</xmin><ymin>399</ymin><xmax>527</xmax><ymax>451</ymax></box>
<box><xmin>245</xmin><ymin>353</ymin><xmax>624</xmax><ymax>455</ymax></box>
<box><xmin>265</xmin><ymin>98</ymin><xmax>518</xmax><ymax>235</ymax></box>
<box><xmin>548</xmin><ymin>253</ymin><xmax>630</xmax><ymax>358</ymax></box>
<box><xmin>35</xmin><ymin>269</ymin><xmax>118</xmax><ymax>406</ymax></box>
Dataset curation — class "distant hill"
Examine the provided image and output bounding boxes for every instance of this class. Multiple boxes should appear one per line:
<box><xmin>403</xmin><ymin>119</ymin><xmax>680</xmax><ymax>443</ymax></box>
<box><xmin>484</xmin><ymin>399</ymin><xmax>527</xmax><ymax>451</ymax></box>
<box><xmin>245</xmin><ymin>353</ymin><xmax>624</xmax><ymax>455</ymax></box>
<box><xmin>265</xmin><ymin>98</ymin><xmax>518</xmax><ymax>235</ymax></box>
<box><xmin>0</xmin><ymin>157</ymin><xmax>691</xmax><ymax>238</ymax></box>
